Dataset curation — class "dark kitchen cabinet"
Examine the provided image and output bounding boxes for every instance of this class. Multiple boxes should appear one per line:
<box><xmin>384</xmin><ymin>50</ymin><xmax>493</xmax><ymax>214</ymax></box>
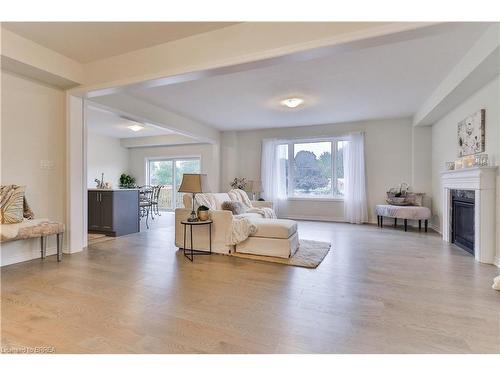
<box><xmin>88</xmin><ymin>189</ymin><xmax>140</xmax><ymax>237</ymax></box>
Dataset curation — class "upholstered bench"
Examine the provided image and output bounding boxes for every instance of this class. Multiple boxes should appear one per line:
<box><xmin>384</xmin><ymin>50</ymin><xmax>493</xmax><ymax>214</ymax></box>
<box><xmin>235</xmin><ymin>218</ymin><xmax>299</xmax><ymax>258</ymax></box>
<box><xmin>375</xmin><ymin>204</ymin><xmax>431</xmax><ymax>232</ymax></box>
<box><xmin>0</xmin><ymin>218</ymin><xmax>65</xmax><ymax>261</ymax></box>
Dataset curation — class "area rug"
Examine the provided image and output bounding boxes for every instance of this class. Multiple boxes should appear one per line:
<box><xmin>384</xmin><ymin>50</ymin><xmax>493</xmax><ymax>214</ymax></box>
<box><xmin>232</xmin><ymin>239</ymin><xmax>331</xmax><ymax>268</ymax></box>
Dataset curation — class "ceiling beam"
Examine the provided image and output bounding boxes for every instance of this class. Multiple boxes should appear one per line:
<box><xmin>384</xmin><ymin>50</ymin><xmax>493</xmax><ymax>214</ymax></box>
<box><xmin>88</xmin><ymin>93</ymin><xmax>220</xmax><ymax>144</ymax></box>
<box><xmin>1</xmin><ymin>27</ymin><xmax>84</xmax><ymax>88</ymax></box>
<box><xmin>79</xmin><ymin>22</ymin><xmax>441</xmax><ymax>96</ymax></box>
<box><xmin>413</xmin><ymin>24</ymin><xmax>500</xmax><ymax>126</ymax></box>
<box><xmin>120</xmin><ymin>134</ymin><xmax>202</xmax><ymax>148</ymax></box>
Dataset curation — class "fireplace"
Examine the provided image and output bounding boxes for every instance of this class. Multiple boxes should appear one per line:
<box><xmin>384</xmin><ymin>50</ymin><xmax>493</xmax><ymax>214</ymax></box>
<box><xmin>441</xmin><ymin>166</ymin><xmax>497</xmax><ymax>265</ymax></box>
<box><xmin>451</xmin><ymin>190</ymin><xmax>475</xmax><ymax>255</ymax></box>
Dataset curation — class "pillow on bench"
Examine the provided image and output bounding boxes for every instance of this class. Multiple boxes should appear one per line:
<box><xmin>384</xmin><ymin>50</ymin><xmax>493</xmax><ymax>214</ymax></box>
<box><xmin>0</xmin><ymin>185</ymin><xmax>25</xmax><ymax>224</ymax></box>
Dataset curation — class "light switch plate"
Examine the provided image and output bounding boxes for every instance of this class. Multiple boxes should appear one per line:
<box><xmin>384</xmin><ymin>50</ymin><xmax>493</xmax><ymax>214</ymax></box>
<box><xmin>40</xmin><ymin>160</ymin><xmax>55</xmax><ymax>170</ymax></box>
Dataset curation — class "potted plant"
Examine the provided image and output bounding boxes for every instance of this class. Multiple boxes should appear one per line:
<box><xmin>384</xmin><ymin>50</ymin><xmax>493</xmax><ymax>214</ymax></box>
<box><xmin>119</xmin><ymin>173</ymin><xmax>136</xmax><ymax>188</ymax></box>
<box><xmin>197</xmin><ymin>205</ymin><xmax>210</xmax><ymax>221</ymax></box>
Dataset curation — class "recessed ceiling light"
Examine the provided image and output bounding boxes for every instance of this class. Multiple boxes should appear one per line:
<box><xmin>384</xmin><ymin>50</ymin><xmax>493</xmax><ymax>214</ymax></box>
<box><xmin>280</xmin><ymin>97</ymin><xmax>304</xmax><ymax>108</ymax></box>
<box><xmin>128</xmin><ymin>124</ymin><xmax>144</xmax><ymax>132</ymax></box>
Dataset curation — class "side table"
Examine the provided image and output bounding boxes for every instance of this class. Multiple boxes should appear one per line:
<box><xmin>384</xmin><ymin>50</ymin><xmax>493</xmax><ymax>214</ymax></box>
<box><xmin>180</xmin><ymin>220</ymin><xmax>213</xmax><ymax>262</ymax></box>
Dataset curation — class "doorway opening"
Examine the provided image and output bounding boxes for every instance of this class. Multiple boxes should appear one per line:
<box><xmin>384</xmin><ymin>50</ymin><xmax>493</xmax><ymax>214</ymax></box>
<box><xmin>147</xmin><ymin>157</ymin><xmax>201</xmax><ymax>211</ymax></box>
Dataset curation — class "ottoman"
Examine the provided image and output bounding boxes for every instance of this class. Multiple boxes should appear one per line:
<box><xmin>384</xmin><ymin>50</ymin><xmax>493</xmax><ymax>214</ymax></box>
<box><xmin>235</xmin><ymin>218</ymin><xmax>299</xmax><ymax>258</ymax></box>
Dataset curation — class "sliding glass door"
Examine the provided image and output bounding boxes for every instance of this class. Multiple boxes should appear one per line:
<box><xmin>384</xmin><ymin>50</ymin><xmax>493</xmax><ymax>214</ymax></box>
<box><xmin>148</xmin><ymin>157</ymin><xmax>201</xmax><ymax>210</ymax></box>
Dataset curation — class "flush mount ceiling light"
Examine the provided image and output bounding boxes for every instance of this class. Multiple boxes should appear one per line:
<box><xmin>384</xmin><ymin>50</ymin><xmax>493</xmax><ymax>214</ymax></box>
<box><xmin>128</xmin><ymin>124</ymin><xmax>144</xmax><ymax>132</ymax></box>
<box><xmin>280</xmin><ymin>97</ymin><xmax>304</xmax><ymax>108</ymax></box>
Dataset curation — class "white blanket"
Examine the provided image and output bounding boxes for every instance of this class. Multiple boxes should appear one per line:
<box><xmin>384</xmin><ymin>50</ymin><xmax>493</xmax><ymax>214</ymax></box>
<box><xmin>226</xmin><ymin>217</ymin><xmax>257</xmax><ymax>245</ymax></box>
<box><xmin>228</xmin><ymin>189</ymin><xmax>276</xmax><ymax>219</ymax></box>
<box><xmin>192</xmin><ymin>189</ymin><xmax>275</xmax><ymax>245</ymax></box>
<box><xmin>194</xmin><ymin>193</ymin><xmax>218</xmax><ymax>211</ymax></box>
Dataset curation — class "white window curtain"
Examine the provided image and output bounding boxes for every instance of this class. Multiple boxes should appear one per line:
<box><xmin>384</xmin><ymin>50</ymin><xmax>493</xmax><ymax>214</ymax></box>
<box><xmin>343</xmin><ymin>132</ymin><xmax>368</xmax><ymax>224</ymax></box>
<box><xmin>261</xmin><ymin>139</ymin><xmax>287</xmax><ymax>215</ymax></box>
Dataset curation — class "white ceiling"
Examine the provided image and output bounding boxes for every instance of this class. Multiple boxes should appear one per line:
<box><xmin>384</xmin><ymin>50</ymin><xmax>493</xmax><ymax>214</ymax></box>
<box><xmin>86</xmin><ymin>106</ymin><xmax>174</xmax><ymax>139</ymax></box>
<box><xmin>124</xmin><ymin>23</ymin><xmax>489</xmax><ymax>131</ymax></box>
<box><xmin>2</xmin><ymin>22</ymin><xmax>238</xmax><ymax>63</ymax></box>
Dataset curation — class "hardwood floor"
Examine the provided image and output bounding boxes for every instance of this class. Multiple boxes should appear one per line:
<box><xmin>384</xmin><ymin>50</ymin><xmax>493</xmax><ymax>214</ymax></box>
<box><xmin>2</xmin><ymin>215</ymin><xmax>499</xmax><ymax>353</ymax></box>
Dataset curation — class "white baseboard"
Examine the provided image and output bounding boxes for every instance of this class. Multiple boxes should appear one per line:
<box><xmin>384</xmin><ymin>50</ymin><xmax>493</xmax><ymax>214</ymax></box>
<box><xmin>280</xmin><ymin>215</ymin><xmax>347</xmax><ymax>223</ymax></box>
<box><xmin>281</xmin><ymin>215</ymin><xmax>390</xmax><ymax>224</ymax></box>
<box><xmin>1</xmin><ymin>245</ymin><xmax>60</xmax><ymax>267</ymax></box>
<box><xmin>280</xmin><ymin>215</ymin><xmax>428</xmax><ymax>228</ymax></box>
<box><xmin>1</xmin><ymin>235</ymin><xmax>67</xmax><ymax>266</ymax></box>
<box><xmin>430</xmin><ymin>223</ymin><xmax>442</xmax><ymax>234</ymax></box>
<box><xmin>429</xmin><ymin>225</ymin><xmax>499</xmax><ymax>268</ymax></box>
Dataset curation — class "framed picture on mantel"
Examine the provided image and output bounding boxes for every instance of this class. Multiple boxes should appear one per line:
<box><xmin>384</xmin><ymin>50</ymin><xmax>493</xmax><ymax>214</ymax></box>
<box><xmin>457</xmin><ymin>109</ymin><xmax>485</xmax><ymax>157</ymax></box>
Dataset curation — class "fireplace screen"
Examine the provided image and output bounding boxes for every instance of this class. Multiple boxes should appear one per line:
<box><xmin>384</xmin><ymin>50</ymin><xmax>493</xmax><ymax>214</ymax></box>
<box><xmin>451</xmin><ymin>190</ymin><xmax>475</xmax><ymax>255</ymax></box>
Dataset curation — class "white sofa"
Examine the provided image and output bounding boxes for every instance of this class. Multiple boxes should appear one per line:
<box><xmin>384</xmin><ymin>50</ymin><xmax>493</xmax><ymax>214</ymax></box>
<box><xmin>174</xmin><ymin>192</ymin><xmax>299</xmax><ymax>258</ymax></box>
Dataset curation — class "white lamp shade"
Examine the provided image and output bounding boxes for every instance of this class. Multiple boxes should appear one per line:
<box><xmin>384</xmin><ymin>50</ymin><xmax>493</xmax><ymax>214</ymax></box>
<box><xmin>178</xmin><ymin>174</ymin><xmax>211</xmax><ymax>193</ymax></box>
<box><xmin>250</xmin><ymin>180</ymin><xmax>263</xmax><ymax>193</ymax></box>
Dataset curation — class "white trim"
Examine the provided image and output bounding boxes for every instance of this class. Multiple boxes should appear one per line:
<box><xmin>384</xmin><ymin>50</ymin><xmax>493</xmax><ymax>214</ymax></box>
<box><xmin>82</xmin><ymin>101</ymin><xmax>88</xmax><ymax>249</ymax></box>
<box><xmin>280</xmin><ymin>214</ymin><xmax>347</xmax><ymax>223</ymax></box>
<box><xmin>272</xmin><ymin>135</ymin><xmax>349</xmax><ymax>144</ymax></box>
<box><xmin>430</xmin><ymin>223</ymin><xmax>442</xmax><ymax>235</ymax></box>
<box><xmin>1</xmin><ymin>244</ymin><xmax>59</xmax><ymax>267</ymax></box>
<box><xmin>494</xmin><ymin>256</ymin><xmax>500</xmax><ymax>268</ymax></box>
<box><xmin>281</xmin><ymin>137</ymin><xmax>347</xmax><ymax>200</ymax></box>
<box><xmin>66</xmin><ymin>94</ymin><xmax>86</xmax><ymax>254</ymax></box>
<box><xmin>441</xmin><ymin>166</ymin><xmax>498</xmax><ymax>265</ymax></box>
<box><xmin>145</xmin><ymin>155</ymin><xmax>202</xmax><ymax>162</ymax></box>
<box><xmin>287</xmin><ymin>197</ymin><xmax>344</xmax><ymax>202</ymax></box>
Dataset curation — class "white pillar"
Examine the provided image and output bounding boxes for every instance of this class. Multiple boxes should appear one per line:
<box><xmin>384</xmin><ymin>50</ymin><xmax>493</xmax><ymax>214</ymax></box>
<box><xmin>66</xmin><ymin>94</ymin><xmax>87</xmax><ymax>253</ymax></box>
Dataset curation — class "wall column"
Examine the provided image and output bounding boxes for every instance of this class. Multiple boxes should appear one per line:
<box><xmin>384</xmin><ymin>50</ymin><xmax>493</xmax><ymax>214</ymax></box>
<box><xmin>66</xmin><ymin>94</ymin><xmax>87</xmax><ymax>253</ymax></box>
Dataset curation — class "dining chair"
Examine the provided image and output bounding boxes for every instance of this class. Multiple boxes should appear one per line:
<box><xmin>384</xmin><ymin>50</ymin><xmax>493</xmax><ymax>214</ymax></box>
<box><xmin>151</xmin><ymin>185</ymin><xmax>163</xmax><ymax>217</ymax></box>
<box><xmin>139</xmin><ymin>185</ymin><xmax>153</xmax><ymax>229</ymax></box>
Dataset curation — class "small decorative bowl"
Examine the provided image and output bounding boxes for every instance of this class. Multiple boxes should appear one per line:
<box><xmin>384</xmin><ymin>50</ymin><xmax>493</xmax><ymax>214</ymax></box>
<box><xmin>197</xmin><ymin>210</ymin><xmax>209</xmax><ymax>221</ymax></box>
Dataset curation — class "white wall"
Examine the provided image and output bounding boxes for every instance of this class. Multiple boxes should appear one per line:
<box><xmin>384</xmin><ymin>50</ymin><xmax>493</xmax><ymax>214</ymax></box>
<box><xmin>431</xmin><ymin>75</ymin><xmax>500</xmax><ymax>264</ymax></box>
<box><xmin>1</xmin><ymin>71</ymin><xmax>66</xmax><ymax>265</ymax></box>
<box><xmin>221</xmin><ymin>118</ymin><xmax>416</xmax><ymax>222</ymax></box>
<box><xmin>87</xmin><ymin>132</ymin><xmax>129</xmax><ymax>188</ymax></box>
<box><xmin>411</xmin><ymin>126</ymin><xmax>433</xmax><ymax>196</ymax></box>
<box><xmin>128</xmin><ymin>143</ymin><xmax>221</xmax><ymax>193</ymax></box>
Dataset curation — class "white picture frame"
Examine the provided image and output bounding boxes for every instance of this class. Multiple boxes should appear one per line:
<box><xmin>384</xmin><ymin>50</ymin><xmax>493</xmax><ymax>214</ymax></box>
<box><xmin>457</xmin><ymin>109</ymin><xmax>485</xmax><ymax>157</ymax></box>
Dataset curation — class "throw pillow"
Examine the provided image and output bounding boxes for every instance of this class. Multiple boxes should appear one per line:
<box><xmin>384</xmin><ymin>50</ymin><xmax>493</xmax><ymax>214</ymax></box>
<box><xmin>23</xmin><ymin>196</ymin><xmax>35</xmax><ymax>219</ymax></box>
<box><xmin>406</xmin><ymin>193</ymin><xmax>425</xmax><ymax>206</ymax></box>
<box><xmin>221</xmin><ymin>201</ymin><xmax>246</xmax><ymax>215</ymax></box>
<box><xmin>0</xmin><ymin>185</ymin><xmax>26</xmax><ymax>224</ymax></box>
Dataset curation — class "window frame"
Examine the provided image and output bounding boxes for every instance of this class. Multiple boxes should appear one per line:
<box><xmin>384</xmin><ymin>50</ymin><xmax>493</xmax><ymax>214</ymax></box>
<box><xmin>277</xmin><ymin>137</ymin><xmax>346</xmax><ymax>201</ymax></box>
<box><xmin>145</xmin><ymin>156</ymin><xmax>202</xmax><ymax>210</ymax></box>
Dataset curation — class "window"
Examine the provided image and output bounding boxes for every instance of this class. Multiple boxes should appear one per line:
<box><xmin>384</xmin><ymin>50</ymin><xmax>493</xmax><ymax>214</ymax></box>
<box><xmin>147</xmin><ymin>157</ymin><xmax>201</xmax><ymax>210</ymax></box>
<box><xmin>278</xmin><ymin>139</ymin><xmax>347</xmax><ymax>199</ymax></box>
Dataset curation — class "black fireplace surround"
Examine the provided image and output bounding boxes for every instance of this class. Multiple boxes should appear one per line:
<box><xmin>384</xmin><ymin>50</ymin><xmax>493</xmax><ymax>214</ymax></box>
<box><xmin>451</xmin><ymin>190</ymin><xmax>475</xmax><ymax>255</ymax></box>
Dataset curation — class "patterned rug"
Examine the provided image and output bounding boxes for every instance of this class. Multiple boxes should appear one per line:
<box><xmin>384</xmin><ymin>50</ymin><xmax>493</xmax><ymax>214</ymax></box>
<box><xmin>232</xmin><ymin>239</ymin><xmax>331</xmax><ymax>268</ymax></box>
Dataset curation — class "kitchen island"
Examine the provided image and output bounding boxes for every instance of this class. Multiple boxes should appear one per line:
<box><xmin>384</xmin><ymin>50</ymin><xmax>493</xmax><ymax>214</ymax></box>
<box><xmin>88</xmin><ymin>188</ymin><xmax>140</xmax><ymax>237</ymax></box>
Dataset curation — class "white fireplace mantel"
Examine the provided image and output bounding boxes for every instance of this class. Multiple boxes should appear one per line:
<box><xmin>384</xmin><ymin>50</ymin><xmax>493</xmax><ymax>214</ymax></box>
<box><xmin>441</xmin><ymin>166</ymin><xmax>497</xmax><ymax>264</ymax></box>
